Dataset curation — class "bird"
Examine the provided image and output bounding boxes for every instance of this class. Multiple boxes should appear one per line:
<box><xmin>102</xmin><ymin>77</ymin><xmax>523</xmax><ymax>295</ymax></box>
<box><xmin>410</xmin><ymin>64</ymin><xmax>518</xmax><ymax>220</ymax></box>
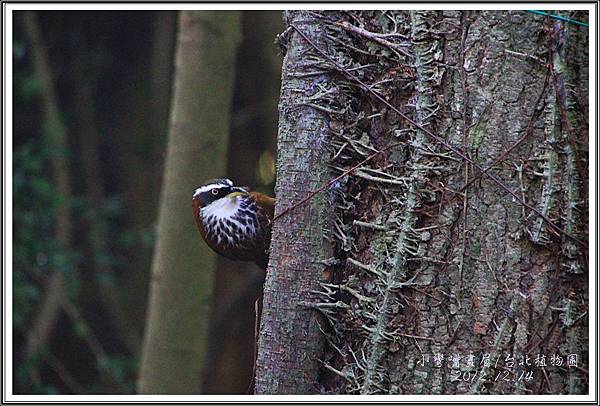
<box><xmin>192</xmin><ymin>178</ymin><xmax>275</xmax><ymax>270</ymax></box>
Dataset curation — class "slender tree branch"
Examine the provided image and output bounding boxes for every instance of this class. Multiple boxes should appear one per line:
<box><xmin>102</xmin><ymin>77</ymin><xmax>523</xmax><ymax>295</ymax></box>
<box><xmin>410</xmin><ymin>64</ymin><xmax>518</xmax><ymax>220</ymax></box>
<box><xmin>46</xmin><ymin>352</ymin><xmax>86</xmax><ymax>394</ymax></box>
<box><xmin>337</xmin><ymin>21</ymin><xmax>413</xmax><ymax>59</ymax></box>
<box><xmin>22</xmin><ymin>11</ymin><xmax>72</xmax><ymax>360</ymax></box>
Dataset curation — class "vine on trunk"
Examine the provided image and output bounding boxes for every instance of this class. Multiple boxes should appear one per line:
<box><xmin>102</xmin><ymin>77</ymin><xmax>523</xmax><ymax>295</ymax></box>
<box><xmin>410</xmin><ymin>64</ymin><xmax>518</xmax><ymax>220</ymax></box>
<box><xmin>280</xmin><ymin>10</ymin><xmax>587</xmax><ymax>394</ymax></box>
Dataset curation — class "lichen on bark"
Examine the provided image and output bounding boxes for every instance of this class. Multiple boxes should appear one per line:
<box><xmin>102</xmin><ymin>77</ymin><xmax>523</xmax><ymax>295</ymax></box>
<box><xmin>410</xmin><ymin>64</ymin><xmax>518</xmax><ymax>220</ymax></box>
<box><xmin>254</xmin><ymin>10</ymin><xmax>335</xmax><ymax>394</ymax></box>
<box><xmin>278</xmin><ymin>10</ymin><xmax>589</xmax><ymax>395</ymax></box>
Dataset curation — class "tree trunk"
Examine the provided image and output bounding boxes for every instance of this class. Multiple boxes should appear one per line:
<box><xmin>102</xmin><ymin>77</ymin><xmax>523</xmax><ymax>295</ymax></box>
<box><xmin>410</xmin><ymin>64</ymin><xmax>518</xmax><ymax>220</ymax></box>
<box><xmin>137</xmin><ymin>10</ymin><xmax>241</xmax><ymax>394</ymax></box>
<box><xmin>265</xmin><ymin>10</ymin><xmax>588</xmax><ymax>395</ymax></box>
<box><xmin>254</xmin><ymin>10</ymin><xmax>335</xmax><ymax>394</ymax></box>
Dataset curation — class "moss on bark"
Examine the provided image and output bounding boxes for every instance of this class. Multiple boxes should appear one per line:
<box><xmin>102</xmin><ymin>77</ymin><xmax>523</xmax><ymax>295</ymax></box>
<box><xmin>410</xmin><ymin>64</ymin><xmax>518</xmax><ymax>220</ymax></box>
<box><xmin>284</xmin><ymin>10</ymin><xmax>589</xmax><ymax>395</ymax></box>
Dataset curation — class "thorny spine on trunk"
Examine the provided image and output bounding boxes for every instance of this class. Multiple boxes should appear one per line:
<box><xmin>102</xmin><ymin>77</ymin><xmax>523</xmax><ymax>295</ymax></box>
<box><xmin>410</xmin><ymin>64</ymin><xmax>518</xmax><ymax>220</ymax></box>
<box><xmin>287</xmin><ymin>10</ymin><xmax>587</xmax><ymax>394</ymax></box>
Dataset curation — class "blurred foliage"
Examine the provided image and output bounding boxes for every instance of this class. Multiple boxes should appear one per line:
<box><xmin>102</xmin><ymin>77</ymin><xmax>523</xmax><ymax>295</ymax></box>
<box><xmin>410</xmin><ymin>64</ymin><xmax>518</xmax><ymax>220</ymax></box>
<box><xmin>12</xmin><ymin>139</ymin><xmax>74</xmax><ymax>326</ymax></box>
<box><xmin>12</xmin><ymin>96</ymin><xmax>138</xmax><ymax>394</ymax></box>
<box><xmin>12</xmin><ymin>12</ymin><xmax>155</xmax><ymax>394</ymax></box>
<box><xmin>13</xmin><ymin>10</ymin><xmax>280</xmax><ymax>394</ymax></box>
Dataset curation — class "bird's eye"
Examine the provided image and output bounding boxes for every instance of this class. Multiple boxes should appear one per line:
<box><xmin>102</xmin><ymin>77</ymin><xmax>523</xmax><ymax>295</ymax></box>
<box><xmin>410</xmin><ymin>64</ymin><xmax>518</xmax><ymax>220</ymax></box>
<box><xmin>211</xmin><ymin>188</ymin><xmax>219</xmax><ymax>196</ymax></box>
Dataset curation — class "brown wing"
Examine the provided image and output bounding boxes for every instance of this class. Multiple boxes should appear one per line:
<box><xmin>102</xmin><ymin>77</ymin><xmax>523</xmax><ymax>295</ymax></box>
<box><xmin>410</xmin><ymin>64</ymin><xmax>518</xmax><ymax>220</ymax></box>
<box><xmin>250</xmin><ymin>192</ymin><xmax>275</xmax><ymax>270</ymax></box>
<box><xmin>250</xmin><ymin>192</ymin><xmax>275</xmax><ymax>222</ymax></box>
<box><xmin>192</xmin><ymin>196</ymin><xmax>205</xmax><ymax>236</ymax></box>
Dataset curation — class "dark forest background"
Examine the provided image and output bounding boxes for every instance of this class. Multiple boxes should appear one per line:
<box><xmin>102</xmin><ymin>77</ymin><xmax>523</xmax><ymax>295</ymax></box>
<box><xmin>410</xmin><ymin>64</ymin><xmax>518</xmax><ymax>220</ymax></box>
<box><xmin>12</xmin><ymin>11</ymin><xmax>282</xmax><ymax>394</ymax></box>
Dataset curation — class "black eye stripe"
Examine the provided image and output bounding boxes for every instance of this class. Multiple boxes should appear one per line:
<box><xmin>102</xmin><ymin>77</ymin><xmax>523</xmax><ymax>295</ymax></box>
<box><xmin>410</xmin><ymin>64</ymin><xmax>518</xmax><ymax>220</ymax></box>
<box><xmin>202</xmin><ymin>186</ymin><xmax>231</xmax><ymax>200</ymax></box>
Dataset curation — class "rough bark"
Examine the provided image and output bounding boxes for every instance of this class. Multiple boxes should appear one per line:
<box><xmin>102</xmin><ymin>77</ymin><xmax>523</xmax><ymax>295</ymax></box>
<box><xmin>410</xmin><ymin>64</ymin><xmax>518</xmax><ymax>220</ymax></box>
<box><xmin>392</xmin><ymin>11</ymin><xmax>588</xmax><ymax>395</ymax></box>
<box><xmin>137</xmin><ymin>11</ymin><xmax>241</xmax><ymax>394</ymax></box>
<box><xmin>254</xmin><ymin>11</ymin><xmax>335</xmax><ymax>394</ymax></box>
<box><xmin>270</xmin><ymin>10</ymin><xmax>587</xmax><ymax>395</ymax></box>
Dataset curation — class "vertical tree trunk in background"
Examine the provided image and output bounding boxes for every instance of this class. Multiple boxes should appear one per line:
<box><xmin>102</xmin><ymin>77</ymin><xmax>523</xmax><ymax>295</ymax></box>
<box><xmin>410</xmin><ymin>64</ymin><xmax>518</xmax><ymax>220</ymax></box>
<box><xmin>202</xmin><ymin>11</ymin><xmax>283</xmax><ymax>394</ymax></box>
<box><xmin>254</xmin><ymin>11</ymin><xmax>334</xmax><ymax>394</ymax></box>
<box><xmin>265</xmin><ymin>10</ymin><xmax>588</xmax><ymax>395</ymax></box>
<box><xmin>150</xmin><ymin>11</ymin><xmax>177</xmax><ymax>140</ymax></box>
<box><xmin>137</xmin><ymin>11</ymin><xmax>241</xmax><ymax>394</ymax></box>
<box><xmin>110</xmin><ymin>12</ymin><xmax>177</xmax><ymax>338</ymax></box>
<box><xmin>21</xmin><ymin>11</ymin><xmax>72</xmax><ymax>363</ymax></box>
<box><xmin>115</xmin><ymin>11</ymin><xmax>178</xmax><ymax>338</ymax></box>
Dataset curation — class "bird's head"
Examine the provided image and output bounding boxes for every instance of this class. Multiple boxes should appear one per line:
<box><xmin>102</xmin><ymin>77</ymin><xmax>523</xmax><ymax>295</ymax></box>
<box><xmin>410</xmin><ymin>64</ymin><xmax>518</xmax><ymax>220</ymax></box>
<box><xmin>192</xmin><ymin>178</ymin><xmax>249</xmax><ymax>209</ymax></box>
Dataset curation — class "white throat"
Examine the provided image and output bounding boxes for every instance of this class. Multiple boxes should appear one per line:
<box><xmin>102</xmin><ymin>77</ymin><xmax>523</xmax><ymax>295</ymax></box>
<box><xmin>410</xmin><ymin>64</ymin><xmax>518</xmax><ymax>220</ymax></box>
<box><xmin>201</xmin><ymin>195</ymin><xmax>241</xmax><ymax>221</ymax></box>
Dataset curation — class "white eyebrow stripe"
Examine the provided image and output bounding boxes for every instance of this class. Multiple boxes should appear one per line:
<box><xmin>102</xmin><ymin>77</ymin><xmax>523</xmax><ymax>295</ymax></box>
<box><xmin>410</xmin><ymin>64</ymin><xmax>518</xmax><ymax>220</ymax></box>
<box><xmin>193</xmin><ymin>183</ymin><xmax>228</xmax><ymax>198</ymax></box>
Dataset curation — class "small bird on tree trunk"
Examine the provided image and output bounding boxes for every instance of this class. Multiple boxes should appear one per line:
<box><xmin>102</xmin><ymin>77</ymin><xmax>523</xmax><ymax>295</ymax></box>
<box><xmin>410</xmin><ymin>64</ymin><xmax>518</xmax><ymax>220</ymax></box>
<box><xmin>192</xmin><ymin>178</ymin><xmax>274</xmax><ymax>393</ymax></box>
<box><xmin>192</xmin><ymin>178</ymin><xmax>275</xmax><ymax>270</ymax></box>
